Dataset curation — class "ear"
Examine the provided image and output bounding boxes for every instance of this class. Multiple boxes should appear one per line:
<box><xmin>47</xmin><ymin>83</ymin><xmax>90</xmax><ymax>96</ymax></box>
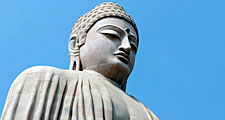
<box><xmin>69</xmin><ymin>34</ymin><xmax>80</xmax><ymax>71</ymax></box>
<box><xmin>69</xmin><ymin>34</ymin><xmax>78</xmax><ymax>49</ymax></box>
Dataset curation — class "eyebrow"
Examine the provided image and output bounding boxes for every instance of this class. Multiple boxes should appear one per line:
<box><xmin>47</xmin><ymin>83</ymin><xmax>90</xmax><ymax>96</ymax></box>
<box><xmin>97</xmin><ymin>25</ymin><xmax>138</xmax><ymax>43</ymax></box>
<box><xmin>97</xmin><ymin>25</ymin><xmax>123</xmax><ymax>34</ymax></box>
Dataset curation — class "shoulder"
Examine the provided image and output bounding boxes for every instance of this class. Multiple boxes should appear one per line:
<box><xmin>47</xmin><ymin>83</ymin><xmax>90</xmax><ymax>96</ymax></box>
<box><xmin>21</xmin><ymin>66</ymin><xmax>64</xmax><ymax>74</ymax></box>
<box><xmin>20</xmin><ymin>66</ymin><xmax>81</xmax><ymax>76</ymax></box>
<box><xmin>11</xmin><ymin>66</ymin><xmax>64</xmax><ymax>84</ymax></box>
<box><xmin>129</xmin><ymin>95</ymin><xmax>160</xmax><ymax>120</ymax></box>
<box><xmin>11</xmin><ymin>66</ymin><xmax>84</xmax><ymax>88</ymax></box>
<box><xmin>14</xmin><ymin>66</ymin><xmax>80</xmax><ymax>82</ymax></box>
<box><xmin>16</xmin><ymin>66</ymin><xmax>88</xmax><ymax>80</ymax></box>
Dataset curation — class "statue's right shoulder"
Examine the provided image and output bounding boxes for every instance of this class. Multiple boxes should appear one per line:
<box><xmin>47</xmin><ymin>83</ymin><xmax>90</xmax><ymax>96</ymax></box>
<box><xmin>14</xmin><ymin>66</ymin><xmax>74</xmax><ymax>82</ymax></box>
<box><xmin>12</xmin><ymin>66</ymin><xmax>82</xmax><ymax>88</ymax></box>
<box><xmin>12</xmin><ymin>66</ymin><xmax>65</xmax><ymax>84</ymax></box>
<box><xmin>16</xmin><ymin>66</ymin><xmax>83</xmax><ymax>81</ymax></box>
<box><xmin>21</xmin><ymin>66</ymin><xmax>64</xmax><ymax>74</ymax></box>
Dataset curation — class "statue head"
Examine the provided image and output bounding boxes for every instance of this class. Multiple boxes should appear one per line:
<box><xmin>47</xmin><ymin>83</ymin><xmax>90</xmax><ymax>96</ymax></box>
<box><xmin>68</xmin><ymin>2</ymin><xmax>139</xmax><ymax>91</ymax></box>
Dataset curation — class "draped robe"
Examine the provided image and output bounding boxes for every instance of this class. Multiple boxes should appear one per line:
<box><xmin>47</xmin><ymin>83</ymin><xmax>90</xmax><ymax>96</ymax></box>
<box><xmin>1</xmin><ymin>66</ymin><xmax>159</xmax><ymax>120</ymax></box>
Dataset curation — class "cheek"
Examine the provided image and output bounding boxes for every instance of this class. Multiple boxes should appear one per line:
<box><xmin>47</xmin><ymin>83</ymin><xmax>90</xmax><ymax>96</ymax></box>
<box><xmin>88</xmin><ymin>35</ymin><xmax>118</xmax><ymax>52</ymax></box>
<box><xmin>98</xmin><ymin>40</ymin><xmax>118</xmax><ymax>53</ymax></box>
<box><xmin>129</xmin><ymin>53</ymin><xmax>136</xmax><ymax>65</ymax></box>
<box><xmin>80</xmin><ymin>39</ymin><xmax>119</xmax><ymax>68</ymax></box>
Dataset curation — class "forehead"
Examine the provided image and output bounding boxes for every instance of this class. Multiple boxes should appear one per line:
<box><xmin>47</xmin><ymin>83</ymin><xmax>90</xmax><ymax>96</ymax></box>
<box><xmin>89</xmin><ymin>17</ymin><xmax>138</xmax><ymax>38</ymax></box>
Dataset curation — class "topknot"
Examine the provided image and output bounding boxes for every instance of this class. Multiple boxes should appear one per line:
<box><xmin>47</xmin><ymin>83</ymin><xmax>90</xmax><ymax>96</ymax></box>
<box><xmin>70</xmin><ymin>2</ymin><xmax>138</xmax><ymax>46</ymax></box>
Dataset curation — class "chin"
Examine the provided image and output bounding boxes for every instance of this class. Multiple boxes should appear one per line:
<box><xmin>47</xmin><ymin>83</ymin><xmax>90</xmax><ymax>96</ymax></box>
<box><xmin>113</xmin><ymin>60</ymin><xmax>131</xmax><ymax>76</ymax></box>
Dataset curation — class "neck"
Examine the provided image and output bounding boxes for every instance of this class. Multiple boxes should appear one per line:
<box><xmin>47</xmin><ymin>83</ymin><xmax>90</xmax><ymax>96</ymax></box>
<box><xmin>83</xmin><ymin>63</ymin><xmax>129</xmax><ymax>87</ymax></box>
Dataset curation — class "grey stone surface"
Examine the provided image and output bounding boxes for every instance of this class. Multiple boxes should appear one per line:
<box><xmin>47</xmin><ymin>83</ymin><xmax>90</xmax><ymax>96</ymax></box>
<box><xmin>1</xmin><ymin>2</ymin><xmax>159</xmax><ymax>120</ymax></box>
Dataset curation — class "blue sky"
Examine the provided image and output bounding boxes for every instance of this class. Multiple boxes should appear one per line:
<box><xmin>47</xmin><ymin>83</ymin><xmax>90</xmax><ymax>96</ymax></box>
<box><xmin>0</xmin><ymin>0</ymin><xmax>225</xmax><ymax>119</ymax></box>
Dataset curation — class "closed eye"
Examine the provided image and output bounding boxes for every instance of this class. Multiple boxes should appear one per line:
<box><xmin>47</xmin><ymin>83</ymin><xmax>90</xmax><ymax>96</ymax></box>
<box><xmin>128</xmin><ymin>36</ymin><xmax>138</xmax><ymax>53</ymax></box>
<box><xmin>130</xmin><ymin>42</ymin><xmax>137</xmax><ymax>53</ymax></box>
<box><xmin>99</xmin><ymin>29</ymin><xmax>120</xmax><ymax>40</ymax></box>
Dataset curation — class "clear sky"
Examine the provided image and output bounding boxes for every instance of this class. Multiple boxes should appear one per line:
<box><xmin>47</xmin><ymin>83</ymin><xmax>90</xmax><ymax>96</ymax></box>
<box><xmin>0</xmin><ymin>0</ymin><xmax>225</xmax><ymax>119</ymax></box>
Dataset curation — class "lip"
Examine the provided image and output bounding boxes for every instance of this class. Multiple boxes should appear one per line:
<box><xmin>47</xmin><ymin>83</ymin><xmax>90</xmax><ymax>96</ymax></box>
<box><xmin>114</xmin><ymin>51</ymin><xmax>130</xmax><ymax>63</ymax></box>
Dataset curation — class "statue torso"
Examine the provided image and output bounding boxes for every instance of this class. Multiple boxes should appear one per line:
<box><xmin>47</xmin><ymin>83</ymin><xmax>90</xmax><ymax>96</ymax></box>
<box><xmin>2</xmin><ymin>66</ymin><xmax>158</xmax><ymax>120</ymax></box>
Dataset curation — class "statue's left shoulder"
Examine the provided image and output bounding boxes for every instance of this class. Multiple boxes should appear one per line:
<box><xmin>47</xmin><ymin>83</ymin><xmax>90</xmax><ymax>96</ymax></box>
<box><xmin>129</xmin><ymin>95</ymin><xmax>160</xmax><ymax>120</ymax></box>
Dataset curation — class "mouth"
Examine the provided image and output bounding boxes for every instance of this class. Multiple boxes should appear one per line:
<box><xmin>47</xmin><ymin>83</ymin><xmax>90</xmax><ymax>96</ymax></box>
<box><xmin>114</xmin><ymin>52</ymin><xmax>130</xmax><ymax>64</ymax></box>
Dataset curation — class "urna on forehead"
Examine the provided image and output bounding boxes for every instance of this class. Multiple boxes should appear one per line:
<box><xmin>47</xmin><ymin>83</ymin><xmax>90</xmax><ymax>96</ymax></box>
<box><xmin>70</xmin><ymin>2</ymin><xmax>139</xmax><ymax>46</ymax></box>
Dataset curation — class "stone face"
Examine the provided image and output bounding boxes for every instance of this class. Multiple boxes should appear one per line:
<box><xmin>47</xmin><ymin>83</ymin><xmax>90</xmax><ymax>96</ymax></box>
<box><xmin>79</xmin><ymin>17</ymin><xmax>138</xmax><ymax>87</ymax></box>
<box><xmin>1</xmin><ymin>2</ymin><xmax>159</xmax><ymax>120</ymax></box>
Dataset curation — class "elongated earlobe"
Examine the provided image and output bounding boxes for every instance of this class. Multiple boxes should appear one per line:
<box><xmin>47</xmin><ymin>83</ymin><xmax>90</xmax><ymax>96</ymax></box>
<box><xmin>69</xmin><ymin>34</ymin><xmax>80</xmax><ymax>71</ymax></box>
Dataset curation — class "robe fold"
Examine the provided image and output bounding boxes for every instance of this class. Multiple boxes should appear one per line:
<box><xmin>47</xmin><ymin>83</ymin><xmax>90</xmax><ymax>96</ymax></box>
<box><xmin>1</xmin><ymin>66</ymin><xmax>159</xmax><ymax>120</ymax></box>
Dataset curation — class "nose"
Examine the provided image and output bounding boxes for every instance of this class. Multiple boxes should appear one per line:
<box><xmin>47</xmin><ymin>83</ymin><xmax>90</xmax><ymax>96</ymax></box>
<box><xmin>118</xmin><ymin>36</ymin><xmax>131</xmax><ymax>55</ymax></box>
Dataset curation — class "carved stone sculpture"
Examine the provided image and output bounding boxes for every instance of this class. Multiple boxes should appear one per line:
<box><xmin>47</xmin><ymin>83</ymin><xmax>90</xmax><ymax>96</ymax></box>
<box><xmin>1</xmin><ymin>2</ymin><xmax>159</xmax><ymax>120</ymax></box>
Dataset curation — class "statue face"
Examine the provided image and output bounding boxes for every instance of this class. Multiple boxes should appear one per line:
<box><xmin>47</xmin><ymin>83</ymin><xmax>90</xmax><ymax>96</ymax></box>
<box><xmin>79</xmin><ymin>17</ymin><xmax>138</xmax><ymax>84</ymax></box>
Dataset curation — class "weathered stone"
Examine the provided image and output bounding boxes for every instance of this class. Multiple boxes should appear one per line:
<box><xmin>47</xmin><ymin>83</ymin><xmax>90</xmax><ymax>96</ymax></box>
<box><xmin>1</xmin><ymin>2</ymin><xmax>159</xmax><ymax>120</ymax></box>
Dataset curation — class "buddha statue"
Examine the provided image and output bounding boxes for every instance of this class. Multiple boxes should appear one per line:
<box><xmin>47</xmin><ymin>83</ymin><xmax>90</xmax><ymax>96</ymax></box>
<box><xmin>1</xmin><ymin>2</ymin><xmax>159</xmax><ymax>120</ymax></box>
